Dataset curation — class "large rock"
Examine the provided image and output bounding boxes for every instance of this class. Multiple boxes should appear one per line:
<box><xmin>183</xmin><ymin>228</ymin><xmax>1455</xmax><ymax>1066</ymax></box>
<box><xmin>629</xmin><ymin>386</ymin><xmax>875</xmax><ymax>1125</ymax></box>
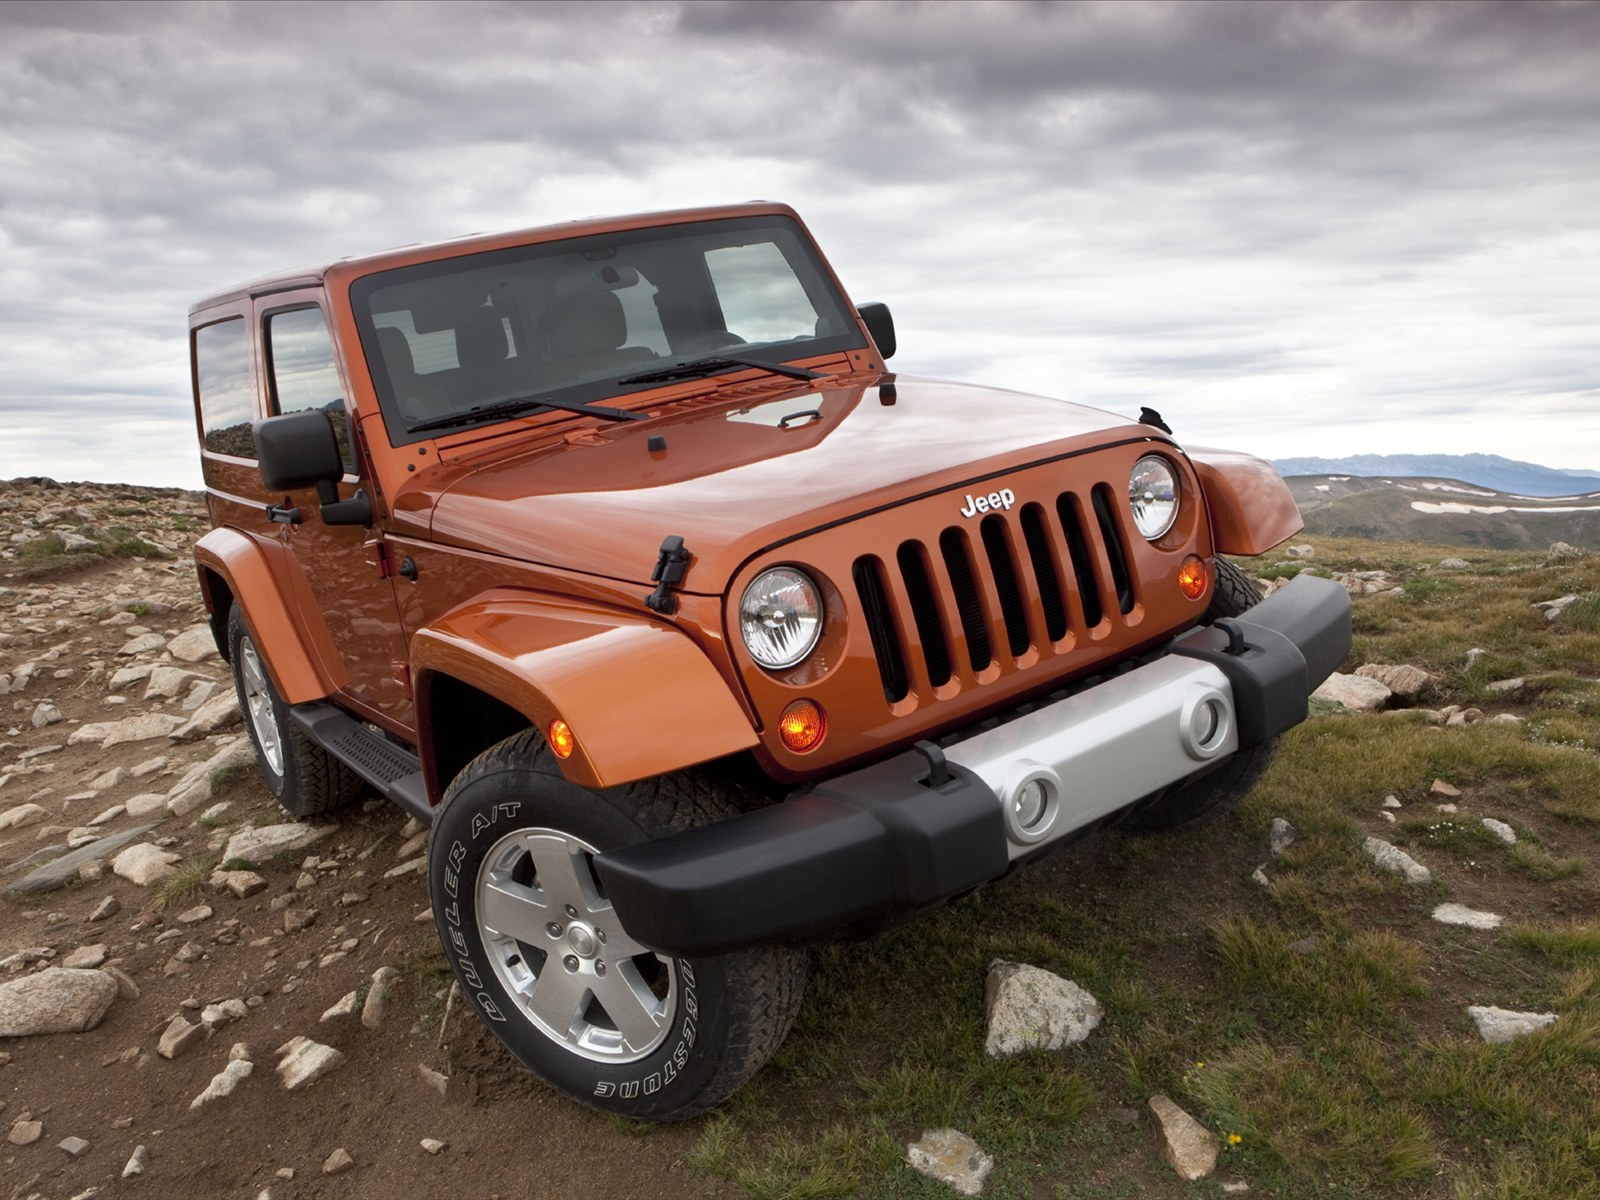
<box><xmin>1355</xmin><ymin>663</ymin><xmax>1431</xmax><ymax>701</ymax></box>
<box><xmin>0</xmin><ymin>802</ymin><xmax>50</xmax><ymax>830</ymax></box>
<box><xmin>1148</xmin><ymin>1094</ymin><xmax>1220</xmax><ymax>1180</ymax></box>
<box><xmin>190</xmin><ymin>1059</ymin><xmax>253</xmax><ymax>1109</ymax></box>
<box><xmin>167</xmin><ymin>625</ymin><xmax>220</xmax><ymax>663</ymax></box>
<box><xmin>1468</xmin><ymin>1005</ymin><xmax>1558</xmax><ymax>1043</ymax></box>
<box><xmin>5</xmin><ymin>823</ymin><xmax>162</xmax><ymax>895</ymax></box>
<box><xmin>1313</xmin><ymin>673</ymin><xmax>1392</xmax><ymax>712</ymax></box>
<box><xmin>143</xmin><ymin>665</ymin><xmax>204</xmax><ymax>700</ymax></box>
<box><xmin>1433</xmin><ymin>903</ymin><xmax>1502</xmax><ymax>930</ymax></box>
<box><xmin>905</xmin><ymin>1128</ymin><xmax>994</xmax><ymax>1196</ymax></box>
<box><xmin>170</xmin><ymin>692</ymin><xmax>241</xmax><ymax>742</ymax></box>
<box><xmin>72</xmin><ymin>712</ymin><xmax>186</xmax><ymax>748</ymax></box>
<box><xmin>112</xmin><ymin>843</ymin><xmax>181</xmax><ymax>886</ymax></box>
<box><xmin>223</xmin><ymin>822</ymin><xmax>335</xmax><ymax>866</ymax></box>
<box><xmin>982</xmin><ymin>960</ymin><xmax>1101</xmax><ymax>1057</ymax></box>
<box><xmin>0</xmin><ymin>968</ymin><xmax>119</xmax><ymax>1036</ymax></box>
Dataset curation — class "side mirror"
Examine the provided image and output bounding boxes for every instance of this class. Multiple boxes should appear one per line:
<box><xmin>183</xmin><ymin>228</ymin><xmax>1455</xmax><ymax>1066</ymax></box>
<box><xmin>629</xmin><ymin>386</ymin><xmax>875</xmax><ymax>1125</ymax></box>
<box><xmin>254</xmin><ymin>410</ymin><xmax>371</xmax><ymax>527</ymax></box>
<box><xmin>857</xmin><ymin>302</ymin><xmax>896</xmax><ymax>361</ymax></box>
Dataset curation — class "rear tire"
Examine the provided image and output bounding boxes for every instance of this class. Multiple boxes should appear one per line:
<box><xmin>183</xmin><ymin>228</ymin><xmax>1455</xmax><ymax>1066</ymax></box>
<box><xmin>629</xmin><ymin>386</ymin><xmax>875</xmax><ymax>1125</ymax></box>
<box><xmin>1118</xmin><ymin>557</ymin><xmax>1280</xmax><ymax>832</ymax></box>
<box><xmin>429</xmin><ymin>731</ymin><xmax>806</xmax><ymax>1121</ymax></box>
<box><xmin>227</xmin><ymin>606</ymin><xmax>363</xmax><ymax>817</ymax></box>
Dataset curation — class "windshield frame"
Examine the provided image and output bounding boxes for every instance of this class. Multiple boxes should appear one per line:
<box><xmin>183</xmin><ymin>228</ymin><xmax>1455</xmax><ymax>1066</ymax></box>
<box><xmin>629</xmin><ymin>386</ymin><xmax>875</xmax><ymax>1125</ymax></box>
<box><xmin>347</xmin><ymin>213</ymin><xmax>867</xmax><ymax>447</ymax></box>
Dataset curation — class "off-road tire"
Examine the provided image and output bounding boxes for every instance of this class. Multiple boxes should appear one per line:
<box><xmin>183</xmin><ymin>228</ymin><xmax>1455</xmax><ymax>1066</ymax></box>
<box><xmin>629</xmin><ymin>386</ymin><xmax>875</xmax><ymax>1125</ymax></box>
<box><xmin>428</xmin><ymin>730</ymin><xmax>807</xmax><ymax>1121</ymax></box>
<box><xmin>1118</xmin><ymin>556</ymin><xmax>1280</xmax><ymax>832</ymax></box>
<box><xmin>226</xmin><ymin>606</ymin><xmax>363</xmax><ymax>817</ymax></box>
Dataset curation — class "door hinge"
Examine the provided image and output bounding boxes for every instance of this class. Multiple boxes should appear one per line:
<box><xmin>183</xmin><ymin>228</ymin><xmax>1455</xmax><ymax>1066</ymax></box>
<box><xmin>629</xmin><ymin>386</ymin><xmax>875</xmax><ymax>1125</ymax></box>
<box><xmin>371</xmin><ymin>540</ymin><xmax>394</xmax><ymax>579</ymax></box>
<box><xmin>645</xmin><ymin>535</ymin><xmax>691</xmax><ymax>614</ymax></box>
<box><xmin>391</xmin><ymin>660</ymin><xmax>413</xmax><ymax>699</ymax></box>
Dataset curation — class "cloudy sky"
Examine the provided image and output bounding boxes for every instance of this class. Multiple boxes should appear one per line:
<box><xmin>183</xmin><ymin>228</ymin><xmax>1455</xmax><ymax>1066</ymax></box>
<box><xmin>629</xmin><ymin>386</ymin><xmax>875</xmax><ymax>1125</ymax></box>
<box><xmin>2</xmin><ymin>0</ymin><xmax>1597</xmax><ymax>489</ymax></box>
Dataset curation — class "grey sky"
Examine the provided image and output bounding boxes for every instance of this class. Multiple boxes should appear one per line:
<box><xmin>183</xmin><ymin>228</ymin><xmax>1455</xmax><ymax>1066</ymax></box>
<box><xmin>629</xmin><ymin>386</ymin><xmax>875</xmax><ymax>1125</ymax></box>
<box><xmin>2</xmin><ymin>0</ymin><xmax>1597</xmax><ymax>488</ymax></box>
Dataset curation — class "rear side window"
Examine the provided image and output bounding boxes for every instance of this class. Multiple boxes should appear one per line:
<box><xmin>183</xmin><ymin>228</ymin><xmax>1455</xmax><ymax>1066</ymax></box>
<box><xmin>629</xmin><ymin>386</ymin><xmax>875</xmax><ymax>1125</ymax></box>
<box><xmin>194</xmin><ymin>318</ymin><xmax>256</xmax><ymax>459</ymax></box>
<box><xmin>266</xmin><ymin>306</ymin><xmax>357</xmax><ymax>474</ymax></box>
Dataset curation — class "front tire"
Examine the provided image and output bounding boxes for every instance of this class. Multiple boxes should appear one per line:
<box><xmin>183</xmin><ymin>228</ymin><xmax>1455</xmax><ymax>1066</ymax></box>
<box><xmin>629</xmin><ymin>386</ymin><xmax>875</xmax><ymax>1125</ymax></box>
<box><xmin>1118</xmin><ymin>557</ymin><xmax>1280</xmax><ymax>832</ymax></box>
<box><xmin>429</xmin><ymin>731</ymin><xmax>806</xmax><ymax>1121</ymax></box>
<box><xmin>227</xmin><ymin>606</ymin><xmax>363</xmax><ymax>817</ymax></box>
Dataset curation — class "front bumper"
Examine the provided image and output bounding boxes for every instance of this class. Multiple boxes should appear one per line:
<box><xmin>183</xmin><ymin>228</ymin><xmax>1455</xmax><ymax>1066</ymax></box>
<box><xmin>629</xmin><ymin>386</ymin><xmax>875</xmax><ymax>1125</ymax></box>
<box><xmin>594</xmin><ymin>573</ymin><xmax>1351</xmax><ymax>957</ymax></box>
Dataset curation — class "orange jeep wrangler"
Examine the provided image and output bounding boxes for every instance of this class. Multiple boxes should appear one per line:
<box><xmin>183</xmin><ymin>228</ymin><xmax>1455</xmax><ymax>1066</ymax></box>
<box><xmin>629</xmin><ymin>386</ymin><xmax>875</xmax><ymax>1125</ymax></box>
<box><xmin>188</xmin><ymin>203</ymin><xmax>1350</xmax><ymax>1120</ymax></box>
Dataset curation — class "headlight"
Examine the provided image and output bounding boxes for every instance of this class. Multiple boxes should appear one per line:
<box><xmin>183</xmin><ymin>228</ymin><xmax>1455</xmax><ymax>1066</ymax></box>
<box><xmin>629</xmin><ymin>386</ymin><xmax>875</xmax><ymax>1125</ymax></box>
<box><xmin>739</xmin><ymin>567</ymin><xmax>823</xmax><ymax>669</ymax></box>
<box><xmin>1129</xmin><ymin>455</ymin><xmax>1180</xmax><ymax>539</ymax></box>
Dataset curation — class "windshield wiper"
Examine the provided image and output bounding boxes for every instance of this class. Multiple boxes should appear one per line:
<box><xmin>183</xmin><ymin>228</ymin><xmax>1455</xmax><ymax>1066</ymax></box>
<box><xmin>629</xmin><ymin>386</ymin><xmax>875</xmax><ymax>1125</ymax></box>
<box><xmin>618</xmin><ymin>354</ymin><xmax>824</xmax><ymax>386</ymax></box>
<box><xmin>406</xmin><ymin>393</ymin><xmax>648</xmax><ymax>434</ymax></box>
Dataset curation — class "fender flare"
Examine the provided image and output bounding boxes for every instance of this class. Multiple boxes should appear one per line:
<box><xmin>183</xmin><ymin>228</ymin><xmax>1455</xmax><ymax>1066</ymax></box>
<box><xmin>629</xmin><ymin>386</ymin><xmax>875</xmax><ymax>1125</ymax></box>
<box><xmin>1186</xmin><ymin>446</ymin><xmax>1304</xmax><ymax>556</ymax></box>
<box><xmin>411</xmin><ymin>589</ymin><xmax>759</xmax><ymax>791</ymax></box>
<box><xmin>193</xmin><ymin>528</ymin><xmax>344</xmax><ymax>703</ymax></box>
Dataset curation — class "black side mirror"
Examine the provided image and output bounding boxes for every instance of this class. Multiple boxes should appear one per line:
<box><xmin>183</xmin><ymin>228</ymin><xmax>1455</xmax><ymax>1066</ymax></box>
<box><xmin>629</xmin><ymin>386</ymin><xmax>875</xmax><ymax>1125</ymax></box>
<box><xmin>858</xmin><ymin>302</ymin><xmax>896</xmax><ymax>361</ymax></box>
<box><xmin>254</xmin><ymin>410</ymin><xmax>371</xmax><ymax>527</ymax></box>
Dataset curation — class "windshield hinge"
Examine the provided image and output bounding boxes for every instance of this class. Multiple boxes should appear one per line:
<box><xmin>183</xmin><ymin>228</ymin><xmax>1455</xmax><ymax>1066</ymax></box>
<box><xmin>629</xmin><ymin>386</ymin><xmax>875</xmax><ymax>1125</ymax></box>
<box><xmin>645</xmin><ymin>536</ymin><xmax>691</xmax><ymax>615</ymax></box>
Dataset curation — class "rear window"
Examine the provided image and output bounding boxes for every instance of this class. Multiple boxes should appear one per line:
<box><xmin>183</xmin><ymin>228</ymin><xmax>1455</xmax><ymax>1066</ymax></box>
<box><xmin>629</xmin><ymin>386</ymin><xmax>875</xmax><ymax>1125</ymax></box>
<box><xmin>194</xmin><ymin>318</ymin><xmax>256</xmax><ymax>459</ymax></box>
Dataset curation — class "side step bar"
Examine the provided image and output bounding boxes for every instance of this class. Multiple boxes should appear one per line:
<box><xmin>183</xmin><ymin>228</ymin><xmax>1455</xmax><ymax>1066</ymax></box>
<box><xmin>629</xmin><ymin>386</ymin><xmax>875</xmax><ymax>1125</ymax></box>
<box><xmin>289</xmin><ymin>704</ymin><xmax>432</xmax><ymax>825</ymax></box>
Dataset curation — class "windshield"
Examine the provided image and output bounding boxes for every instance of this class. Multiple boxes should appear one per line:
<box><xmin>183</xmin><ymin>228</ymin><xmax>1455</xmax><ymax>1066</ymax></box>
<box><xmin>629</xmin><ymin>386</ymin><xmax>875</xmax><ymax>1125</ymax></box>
<box><xmin>349</xmin><ymin>214</ymin><xmax>864</xmax><ymax>443</ymax></box>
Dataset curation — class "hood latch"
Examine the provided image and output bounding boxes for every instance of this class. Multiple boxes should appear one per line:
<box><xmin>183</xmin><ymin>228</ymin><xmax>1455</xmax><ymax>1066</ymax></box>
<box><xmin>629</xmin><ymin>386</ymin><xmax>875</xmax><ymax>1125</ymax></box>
<box><xmin>645</xmin><ymin>535</ymin><xmax>691</xmax><ymax>615</ymax></box>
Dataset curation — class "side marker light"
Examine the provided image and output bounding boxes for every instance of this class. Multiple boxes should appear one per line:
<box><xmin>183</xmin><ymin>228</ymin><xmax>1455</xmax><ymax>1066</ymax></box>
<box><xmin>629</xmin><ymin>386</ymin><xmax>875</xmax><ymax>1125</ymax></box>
<box><xmin>779</xmin><ymin>699</ymin><xmax>827</xmax><ymax>754</ymax></box>
<box><xmin>549</xmin><ymin>720</ymin><xmax>576</xmax><ymax>759</ymax></box>
<box><xmin>1177</xmin><ymin>556</ymin><xmax>1209</xmax><ymax>601</ymax></box>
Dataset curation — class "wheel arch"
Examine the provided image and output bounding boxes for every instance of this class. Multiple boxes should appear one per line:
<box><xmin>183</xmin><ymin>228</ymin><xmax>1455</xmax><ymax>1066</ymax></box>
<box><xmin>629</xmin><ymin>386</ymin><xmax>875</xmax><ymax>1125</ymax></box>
<box><xmin>412</xmin><ymin>589</ymin><xmax>759</xmax><ymax>795</ymax></box>
<box><xmin>193</xmin><ymin>527</ymin><xmax>344</xmax><ymax>703</ymax></box>
<box><xmin>1185</xmin><ymin>445</ymin><xmax>1304</xmax><ymax>556</ymax></box>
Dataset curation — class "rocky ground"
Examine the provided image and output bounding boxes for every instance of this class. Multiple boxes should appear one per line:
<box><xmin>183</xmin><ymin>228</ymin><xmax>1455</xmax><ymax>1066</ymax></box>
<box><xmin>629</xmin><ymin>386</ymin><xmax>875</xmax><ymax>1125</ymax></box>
<box><xmin>0</xmin><ymin>480</ymin><xmax>708</xmax><ymax>1200</ymax></box>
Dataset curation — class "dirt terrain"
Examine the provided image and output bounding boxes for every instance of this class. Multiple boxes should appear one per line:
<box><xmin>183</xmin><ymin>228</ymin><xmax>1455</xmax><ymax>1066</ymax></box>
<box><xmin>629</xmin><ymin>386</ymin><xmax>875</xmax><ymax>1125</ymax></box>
<box><xmin>0</xmin><ymin>481</ymin><xmax>711</xmax><ymax>1200</ymax></box>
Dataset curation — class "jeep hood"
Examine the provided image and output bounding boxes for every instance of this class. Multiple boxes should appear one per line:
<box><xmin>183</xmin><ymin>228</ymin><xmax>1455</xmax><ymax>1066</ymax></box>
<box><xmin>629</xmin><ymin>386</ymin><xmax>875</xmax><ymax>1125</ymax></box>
<box><xmin>422</xmin><ymin>376</ymin><xmax>1163</xmax><ymax>592</ymax></box>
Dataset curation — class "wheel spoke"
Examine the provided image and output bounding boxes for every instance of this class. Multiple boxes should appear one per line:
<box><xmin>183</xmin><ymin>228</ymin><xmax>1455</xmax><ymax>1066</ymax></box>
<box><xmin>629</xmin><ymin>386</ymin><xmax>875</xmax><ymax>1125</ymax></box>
<box><xmin>524</xmin><ymin>962</ymin><xmax>590</xmax><ymax>1041</ymax></box>
<box><xmin>522</xmin><ymin>834</ymin><xmax>594</xmax><ymax>913</ymax></box>
<box><xmin>591</xmin><ymin>915</ymin><xmax>651</xmax><ymax>961</ymax></box>
<box><xmin>479</xmin><ymin>878</ymin><xmax>549</xmax><ymax>942</ymax></box>
<box><xmin>594</xmin><ymin>959</ymin><xmax>669</xmax><ymax>1053</ymax></box>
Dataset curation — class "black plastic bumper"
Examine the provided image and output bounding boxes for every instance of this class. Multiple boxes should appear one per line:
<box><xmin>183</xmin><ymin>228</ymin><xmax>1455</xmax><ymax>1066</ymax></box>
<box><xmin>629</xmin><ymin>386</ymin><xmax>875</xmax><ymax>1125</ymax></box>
<box><xmin>595</xmin><ymin>572</ymin><xmax>1351</xmax><ymax>957</ymax></box>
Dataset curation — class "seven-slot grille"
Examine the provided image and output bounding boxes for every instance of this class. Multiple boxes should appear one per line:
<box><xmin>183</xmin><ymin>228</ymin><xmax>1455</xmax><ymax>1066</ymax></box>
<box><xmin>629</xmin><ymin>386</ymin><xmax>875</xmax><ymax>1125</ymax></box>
<box><xmin>852</xmin><ymin>485</ymin><xmax>1136</xmax><ymax>703</ymax></box>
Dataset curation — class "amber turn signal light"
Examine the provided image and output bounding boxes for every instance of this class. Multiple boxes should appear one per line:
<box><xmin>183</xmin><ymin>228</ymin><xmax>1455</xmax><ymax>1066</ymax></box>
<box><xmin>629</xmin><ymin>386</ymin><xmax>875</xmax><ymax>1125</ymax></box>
<box><xmin>548</xmin><ymin>719</ymin><xmax>576</xmax><ymax>759</ymax></box>
<box><xmin>778</xmin><ymin>699</ymin><xmax>827</xmax><ymax>754</ymax></box>
<box><xmin>1177</xmin><ymin>556</ymin><xmax>1209</xmax><ymax>601</ymax></box>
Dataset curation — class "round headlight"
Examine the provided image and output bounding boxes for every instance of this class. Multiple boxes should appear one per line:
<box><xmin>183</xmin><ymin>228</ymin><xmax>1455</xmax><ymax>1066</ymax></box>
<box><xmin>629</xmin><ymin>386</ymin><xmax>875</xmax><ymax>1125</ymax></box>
<box><xmin>739</xmin><ymin>567</ymin><xmax>823</xmax><ymax>670</ymax></box>
<box><xmin>1129</xmin><ymin>455</ymin><xmax>1180</xmax><ymax>540</ymax></box>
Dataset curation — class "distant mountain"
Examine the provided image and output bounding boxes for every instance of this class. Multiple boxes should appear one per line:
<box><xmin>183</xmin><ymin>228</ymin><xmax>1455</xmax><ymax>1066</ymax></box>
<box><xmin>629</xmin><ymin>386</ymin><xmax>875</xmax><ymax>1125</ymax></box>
<box><xmin>1270</xmin><ymin>454</ymin><xmax>1600</xmax><ymax>498</ymax></box>
<box><xmin>1284</xmin><ymin>474</ymin><xmax>1600</xmax><ymax>550</ymax></box>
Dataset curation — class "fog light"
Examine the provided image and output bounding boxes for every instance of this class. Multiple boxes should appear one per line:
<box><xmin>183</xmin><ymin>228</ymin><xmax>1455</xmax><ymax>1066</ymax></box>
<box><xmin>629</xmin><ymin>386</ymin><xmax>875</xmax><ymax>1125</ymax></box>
<box><xmin>1177</xmin><ymin>555</ymin><xmax>1208</xmax><ymax>600</ymax></box>
<box><xmin>779</xmin><ymin>699</ymin><xmax>826</xmax><ymax>753</ymax></box>
<box><xmin>1013</xmin><ymin>779</ymin><xmax>1049</xmax><ymax>831</ymax></box>
<box><xmin>549</xmin><ymin>719</ymin><xmax>576</xmax><ymax>759</ymax></box>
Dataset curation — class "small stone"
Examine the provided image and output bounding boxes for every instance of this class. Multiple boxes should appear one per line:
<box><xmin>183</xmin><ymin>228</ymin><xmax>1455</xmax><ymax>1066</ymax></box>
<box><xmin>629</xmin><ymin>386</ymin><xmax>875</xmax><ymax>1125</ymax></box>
<box><xmin>9</xmin><ymin>1119</ymin><xmax>43</xmax><ymax>1145</ymax></box>
<box><xmin>1250</xmin><ymin>864</ymin><xmax>1271</xmax><ymax>888</ymax></box>
<box><xmin>1465</xmin><ymin>647</ymin><xmax>1487</xmax><ymax>668</ymax></box>
<box><xmin>384</xmin><ymin>856</ymin><xmax>427</xmax><ymax>879</ymax></box>
<box><xmin>1220</xmin><ymin>1182</ymin><xmax>1250</xmax><ymax>1195</ymax></box>
<box><xmin>277</xmin><ymin>1036</ymin><xmax>347</xmax><ymax>1090</ymax></box>
<box><xmin>1379</xmin><ymin>810</ymin><xmax>1396</xmax><ymax>823</ymax></box>
<box><xmin>174</xmin><ymin>940</ymin><xmax>205</xmax><ymax>963</ymax></box>
<box><xmin>1437</xmin><ymin>803</ymin><xmax>1459</xmax><ymax>814</ymax></box>
<box><xmin>61</xmin><ymin>944</ymin><xmax>107</xmax><ymax>969</ymax></box>
<box><xmin>1486</xmin><ymin>677</ymin><xmax>1525</xmax><ymax>695</ymax></box>
<box><xmin>362</xmin><ymin>966</ymin><xmax>401</xmax><ymax>1030</ymax></box>
<box><xmin>1363</xmin><ymin>837</ymin><xmax>1432</xmax><ymax>884</ymax></box>
<box><xmin>223</xmin><ymin>822</ymin><xmax>335</xmax><ymax>865</ymax></box>
<box><xmin>1383</xmin><ymin>795</ymin><xmax>1402</xmax><ymax>808</ymax></box>
<box><xmin>158</xmin><ymin>1014</ymin><xmax>204</xmax><ymax>1059</ymax></box>
<box><xmin>0</xmin><ymin>802</ymin><xmax>49</xmax><ymax>830</ymax></box>
<box><xmin>1268</xmin><ymin>817</ymin><xmax>1296</xmax><ymax>857</ymax></box>
<box><xmin>905</xmin><ymin>1128</ymin><xmax>994</xmax><ymax>1196</ymax></box>
<box><xmin>1489</xmin><ymin>713</ymin><xmax>1524</xmax><ymax>726</ymax></box>
<box><xmin>284</xmin><ymin>908</ymin><xmax>317</xmax><ymax>933</ymax></box>
<box><xmin>177</xmin><ymin>903</ymin><xmax>214</xmax><ymax>925</ymax></box>
<box><xmin>167</xmin><ymin>625</ymin><xmax>220</xmax><ymax>663</ymax></box>
<box><xmin>211</xmin><ymin>869</ymin><xmax>268</xmax><ymax>899</ymax></box>
<box><xmin>58</xmin><ymin>1134</ymin><xmax>91</xmax><ymax>1158</ymax></box>
<box><xmin>1355</xmin><ymin>663</ymin><xmax>1431</xmax><ymax>700</ymax></box>
<box><xmin>322</xmin><ymin>1147</ymin><xmax>355</xmax><ymax>1175</ymax></box>
<box><xmin>123</xmin><ymin>1144</ymin><xmax>149</xmax><ymax>1178</ymax></box>
<box><xmin>321</xmin><ymin>991</ymin><xmax>360</xmax><ymax>1022</ymax></box>
<box><xmin>1433</xmin><ymin>903</ymin><xmax>1503</xmax><ymax>930</ymax></box>
<box><xmin>1438</xmin><ymin>557</ymin><xmax>1471</xmax><ymax>570</ymax></box>
<box><xmin>1468</xmin><ymin>1005</ymin><xmax>1558</xmax><ymax>1043</ymax></box>
<box><xmin>983</xmin><ymin>960</ymin><xmax>1101</xmax><ymax>1056</ymax></box>
<box><xmin>1148</xmin><ymin>1094</ymin><xmax>1220</xmax><ymax>1180</ymax></box>
<box><xmin>1482</xmin><ymin>818</ymin><xmax>1517</xmax><ymax>844</ymax></box>
<box><xmin>190</xmin><ymin>1058</ymin><xmax>253</xmax><ymax>1109</ymax></box>
<box><xmin>420</xmin><ymin>1138</ymin><xmax>446</xmax><ymax>1155</ymax></box>
<box><xmin>1288</xmin><ymin>935</ymin><xmax>1321</xmax><ymax>955</ymax></box>
<box><xmin>416</xmin><ymin>1063</ymin><xmax>450</xmax><ymax>1098</ymax></box>
<box><xmin>1430</xmin><ymin>779</ymin><xmax>1462</xmax><ymax>797</ymax></box>
<box><xmin>31</xmin><ymin>702</ymin><xmax>63</xmax><ymax>728</ymax></box>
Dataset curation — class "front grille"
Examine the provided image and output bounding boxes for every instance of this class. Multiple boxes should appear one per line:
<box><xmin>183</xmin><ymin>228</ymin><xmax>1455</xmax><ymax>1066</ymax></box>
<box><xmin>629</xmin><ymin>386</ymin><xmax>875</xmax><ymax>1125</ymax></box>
<box><xmin>854</xmin><ymin>486</ymin><xmax>1137</xmax><ymax>703</ymax></box>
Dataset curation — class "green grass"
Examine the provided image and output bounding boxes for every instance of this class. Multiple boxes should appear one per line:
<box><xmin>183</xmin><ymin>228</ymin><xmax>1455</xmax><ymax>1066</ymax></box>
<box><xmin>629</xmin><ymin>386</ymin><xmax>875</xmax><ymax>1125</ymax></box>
<box><xmin>152</xmin><ymin>855</ymin><xmax>215</xmax><ymax>911</ymax></box>
<box><xmin>682</xmin><ymin>542</ymin><xmax>1600</xmax><ymax>1199</ymax></box>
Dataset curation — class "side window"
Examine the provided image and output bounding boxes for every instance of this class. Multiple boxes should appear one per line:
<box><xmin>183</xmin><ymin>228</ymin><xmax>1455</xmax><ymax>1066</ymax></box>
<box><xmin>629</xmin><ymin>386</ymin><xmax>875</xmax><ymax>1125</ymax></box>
<box><xmin>703</xmin><ymin>243</ymin><xmax>822</xmax><ymax>344</ymax></box>
<box><xmin>266</xmin><ymin>307</ymin><xmax>357</xmax><ymax>474</ymax></box>
<box><xmin>194</xmin><ymin>318</ymin><xmax>257</xmax><ymax>459</ymax></box>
